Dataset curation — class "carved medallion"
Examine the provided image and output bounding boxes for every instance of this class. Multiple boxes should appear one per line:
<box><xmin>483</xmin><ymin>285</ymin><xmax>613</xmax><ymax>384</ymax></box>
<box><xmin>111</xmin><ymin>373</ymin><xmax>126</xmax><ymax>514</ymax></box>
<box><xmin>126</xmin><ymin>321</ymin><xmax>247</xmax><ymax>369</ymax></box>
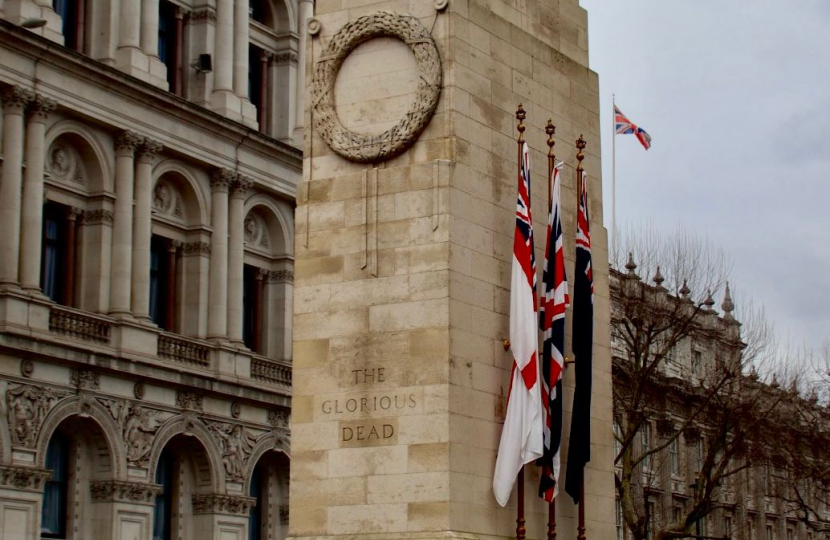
<box><xmin>311</xmin><ymin>11</ymin><xmax>442</xmax><ymax>163</ymax></box>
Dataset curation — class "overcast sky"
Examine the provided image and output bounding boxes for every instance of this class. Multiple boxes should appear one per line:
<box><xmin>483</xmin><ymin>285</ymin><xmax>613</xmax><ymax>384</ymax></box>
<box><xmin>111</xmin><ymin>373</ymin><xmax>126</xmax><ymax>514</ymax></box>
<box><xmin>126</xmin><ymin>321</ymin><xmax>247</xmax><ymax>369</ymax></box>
<box><xmin>579</xmin><ymin>0</ymin><xmax>830</xmax><ymax>352</ymax></box>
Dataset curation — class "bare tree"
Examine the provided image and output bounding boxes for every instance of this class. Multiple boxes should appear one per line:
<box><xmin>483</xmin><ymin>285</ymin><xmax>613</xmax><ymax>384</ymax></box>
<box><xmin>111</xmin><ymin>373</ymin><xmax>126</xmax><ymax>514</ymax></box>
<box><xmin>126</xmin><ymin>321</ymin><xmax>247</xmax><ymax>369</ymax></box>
<box><xmin>610</xmin><ymin>228</ymin><xmax>794</xmax><ymax>540</ymax></box>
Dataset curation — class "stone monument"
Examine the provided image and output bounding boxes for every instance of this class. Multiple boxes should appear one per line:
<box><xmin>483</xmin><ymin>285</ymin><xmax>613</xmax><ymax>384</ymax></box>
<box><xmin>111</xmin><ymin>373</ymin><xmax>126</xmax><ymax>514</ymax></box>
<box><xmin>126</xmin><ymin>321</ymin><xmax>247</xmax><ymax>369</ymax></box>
<box><xmin>291</xmin><ymin>0</ymin><xmax>613</xmax><ymax>539</ymax></box>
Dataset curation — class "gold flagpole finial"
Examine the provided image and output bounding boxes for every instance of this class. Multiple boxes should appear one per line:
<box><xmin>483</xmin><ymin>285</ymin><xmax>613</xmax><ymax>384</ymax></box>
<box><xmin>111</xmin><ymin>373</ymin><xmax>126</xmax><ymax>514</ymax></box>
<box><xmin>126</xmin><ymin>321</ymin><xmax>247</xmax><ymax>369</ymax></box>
<box><xmin>576</xmin><ymin>134</ymin><xmax>586</xmax><ymax>173</ymax></box>
<box><xmin>545</xmin><ymin>119</ymin><xmax>556</xmax><ymax>157</ymax></box>
<box><xmin>516</xmin><ymin>104</ymin><xmax>526</xmax><ymax>143</ymax></box>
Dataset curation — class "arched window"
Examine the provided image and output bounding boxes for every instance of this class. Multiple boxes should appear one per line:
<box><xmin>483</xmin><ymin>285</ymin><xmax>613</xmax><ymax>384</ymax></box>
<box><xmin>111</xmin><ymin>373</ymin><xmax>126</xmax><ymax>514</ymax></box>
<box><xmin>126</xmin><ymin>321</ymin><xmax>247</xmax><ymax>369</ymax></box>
<box><xmin>248</xmin><ymin>460</ymin><xmax>263</xmax><ymax>540</ymax></box>
<box><xmin>154</xmin><ymin>447</ymin><xmax>174</xmax><ymax>540</ymax></box>
<box><xmin>42</xmin><ymin>430</ymin><xmax>70</xmax><ymax>538</ymax></box>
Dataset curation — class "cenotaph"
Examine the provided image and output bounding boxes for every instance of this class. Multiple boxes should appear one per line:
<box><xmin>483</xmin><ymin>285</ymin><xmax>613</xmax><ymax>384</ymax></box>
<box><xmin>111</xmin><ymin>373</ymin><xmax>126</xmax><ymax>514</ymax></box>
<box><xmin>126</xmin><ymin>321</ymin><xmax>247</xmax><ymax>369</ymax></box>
<box><xmin>290</xmin><ymin>1</ymin><xmax>614</xmax><ymax>540</ymax></box>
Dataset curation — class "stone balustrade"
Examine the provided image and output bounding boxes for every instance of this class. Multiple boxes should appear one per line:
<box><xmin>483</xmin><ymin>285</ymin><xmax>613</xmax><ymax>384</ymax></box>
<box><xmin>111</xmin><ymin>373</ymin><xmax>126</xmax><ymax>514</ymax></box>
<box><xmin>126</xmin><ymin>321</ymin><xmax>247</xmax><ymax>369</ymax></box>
<box><xmin>250</xmin><ymin>355</ymin><xmax>292</xmax><ymax>386</ymax></box>
<box><xmin>49</xmin><ymin>305</ymin><xmax>112</xmax><ymax>343</ymax></box>
<box><xmin>158</xmin><ymin>332</ymin><xmax>212</xmax><ymax>367</ymax></box>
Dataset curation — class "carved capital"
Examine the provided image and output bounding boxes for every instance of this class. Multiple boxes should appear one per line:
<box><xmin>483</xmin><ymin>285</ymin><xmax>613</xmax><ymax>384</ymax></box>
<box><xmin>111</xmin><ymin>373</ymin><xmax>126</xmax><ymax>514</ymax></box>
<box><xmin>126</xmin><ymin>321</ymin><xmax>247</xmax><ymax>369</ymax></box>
<box><xmin>185</xmin><ymin>7</ymin><xmax>216</xmax><ymax>23</ymax></box>
<box><xmin>211</xmin><ymin>168</ymin><xmax>237</xmax><ymax>191</ymax></box>
<box><xmin>137</xmin><ymin>138</ymin><xmax>164</xmax><ymax>162</ymax></box>
<box><xmin>90</xmin><ymin>480</ymin><xmax>162</xmax><ymax>504</ymax></box>
<box><xmin>268</xmin><ymin>269</ymin><xmax>294</xmax><ymax>283</ymax></box>
<box><xmin>27</xmin><ymin>94</ymin><xmax>57</xmax><ymax>121</ymax></box>
<box><xmin>192</xmin><ymin>494</ymin><xmax>256</xmax><ymax>516</ymax></box>
<box><xmin>273</xmin><ymin>51</ymin><xmax>299</xmax><ymax>66</ymax></box>
<box><xmin>65</xmin><ymin>207</ymin><xmax>82</xmax><ymax>221</ymax></box>
<box><xmin>2</xmin><ymin>86</ymin><xmax>34</xmax><ymax>114</ymax></box>
<box><xmin>81</xmin><ymin>209</ymin><xmax>115</xmax><ymax>226</ymax></box>
<box><xmin>182</xmin><ymin>241</ymin><xmax>211</xmax><ymax>257</ymax></box>
<box><xmin>0</xmin><ymin>465</ymin><xmax>52</xmax><ymax>492</ymax></box>
<box><xmin>230</xmin><ymin>176</ymin><xmax>253</xmax><ymax>197</ymax></box>
<box><xmin>115</xmin><ymin>130</ymin><xmax>143</xmax><ymax>155</ymax></box>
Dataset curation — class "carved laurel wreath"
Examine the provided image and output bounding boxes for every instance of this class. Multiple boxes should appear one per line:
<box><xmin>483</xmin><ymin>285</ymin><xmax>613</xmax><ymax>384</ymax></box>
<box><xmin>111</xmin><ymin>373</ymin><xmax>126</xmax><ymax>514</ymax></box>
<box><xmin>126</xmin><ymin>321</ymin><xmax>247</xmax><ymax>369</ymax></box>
<box><xmin>312</xmin><ymin>11</ymin><xmax>442</xmax><ymax>163</ymax></box>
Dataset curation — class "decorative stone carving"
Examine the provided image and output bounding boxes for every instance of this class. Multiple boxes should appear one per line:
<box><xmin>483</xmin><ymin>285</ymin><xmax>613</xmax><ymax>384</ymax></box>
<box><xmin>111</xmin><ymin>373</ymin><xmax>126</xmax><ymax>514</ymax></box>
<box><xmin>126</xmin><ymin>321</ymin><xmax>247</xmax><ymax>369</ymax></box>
<box><xmin>312</xmin><ymin>11</ymin><xmax>442</xmax><ymax>163</ymax></box>
<box><xmin>7</xmin><ymin>385</ymin><xmax>68</xmax><ymax>448</ymax></box>
<box><xmin>46</xmin><ymin>144</ymin><xmax>84</xmax><ymax>185</ymax></box>
<box><xmin>191</xmin><ymin>494</ymin><xmax>256</xmax><ymax>515</ymax></box>
<box><xmin>211</xmin><ymin>168</ymin><xmax>237</xmax><ymax>190</ymax></box>
<box><xmin>81</xmin><ymin>209</ymin><xmax>114</xmax><ymax>225</ymax></box>
<box><xmin>185</xmin><ymin>8</ymin><xmax>216</xmax><ymax>23</ymax></box>
<box><xmin>152</xmin><ymin>180</ymin><xmax>184</xmax><ymax>221</ymax></box>
<box><xmin>20</xmin><ymin>359</ymin><xmax>34</xmax><ymax>378</ymax></box>
<box><xmin>115</xmin><ymin>130</ymin><xmax>143</xmax><ymax>153</ymax></box>
<box><xmin>268</xmin><ymin>270</ymin><xmax>294</xmax><ymax>283</ymax></box>
<box><xmin>2</xmin><ymin>86</ymin><xmax>34</xmax><ymax>113</ymax></box>
<box><xmin>70</xmin><ymin>368</ymin><xmax>100</xmax><ymax>390</ymax></box>
<box><xmin>273</xmin><ymin>51</ymin><xmax>299</xmax><ymax>66</ymax></box>
<box><xmin>90</xmin><ymin>480</ymin><xmax>162</xmax><ymax>503</ymax></box>
<box><xmin>137</xmin><ymin>138</ymin><xmax>163</xmax><ymax>162</ymax></box>
<box><xmin>231</xmin><ymin>176</ymin><xmax>252</xmax><ymax>196</ymax></box>
<box><xmin>307</xmin><ymin>17</ymin><xmax>321</xmax><ymax>36</ymax></box>
<box><xmin>279</xmin><ymin>504</ymin><xmax>290</xmax><ymax>523</ymax></box>
<box><xmin>0</xmin><ymin>465</ymin><xmax>52</xmax><ymax>491</ymax></box>
<box><xmin>176</xmin><ymin>391</ymin><xmax>204</xmax><ymax>411</ymax></box>
<box><xmin>182</xmin><ymin>242</ymin><xmax>211</xmax><ymax>256</ymax></box>
<box><xmin>123</xmin><ymin>404</ymin><xmax>165</xmax><ymax>466</ymax></box>
<box><xmin>244</xmin><ymin>213</ymin><xmax>270</xmax><ymax>249</ymax></box>
<box><xmin>231</xmin><ymin>402</ymin><xmax>241</xmax><ymax>419</ymax></box>
<box><xmin>27</xmin><ymin>94</ymin><xmax>57</xmax><ymax>121</ymax></box>
<box><xmin>267</xmin><ymin>408</ymin><xmax>289</xmax><ymax>428</ymax></box>
<box><xmin>205</xmin><ymin>421</ymin><xmax>256</xmax><ymax>482</ymax></box>
<box><xmin>96</xmin><ymin>397</ymin><xmax>125</xmax><ymax>425</ymax></box>
<box><xmin>134</xmin><ymin>382</ymin><xmax>146</xmax><ymax>400</ymax></box>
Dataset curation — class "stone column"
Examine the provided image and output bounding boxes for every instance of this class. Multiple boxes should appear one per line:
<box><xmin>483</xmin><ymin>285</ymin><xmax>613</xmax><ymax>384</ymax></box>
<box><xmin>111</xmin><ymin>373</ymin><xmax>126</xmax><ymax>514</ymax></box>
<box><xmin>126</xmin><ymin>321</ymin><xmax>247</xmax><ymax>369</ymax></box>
<box><xmin>131</xmin><ymin>138</ymin><xmax>163</xmax><ymax>320</ymax></box>
<box><xmin>62</xmin><ymin>208</ymin><xmax>81</xmax><ymax>307</ymax></box>
<box><xmin>232</xmin><ymin>0</ymin><xmax>249</xmax><ymax>98</ymax></box>
<box><xmin>270</xmin><ymin>50</ymin><xmax>297</xmax><ymax>141</ymax></box>
<box><xmin>207</xmin><ymin>169</ymin><xmax>234</xmax><ymax>340</ymax></box>
<box><xmin>116</xmin><ymin>0</ymin><xmax>152</xmax><ymax>83</ymax></box>
<box><xmin>19</xmin><ymin>94</ymin><xmax>57</xmax><ymax>292</ymax></box>
<box><xmin>140</xmin><ymin>0</ymin><xmax>159</xmax><ymax>57</ymax></box>
<box><xmin>227</xmin><ymin>176</ymin><xmax>251</xmax><ymax>344</ymax></box>
<box><xmin>109</xmin><ymin>131</ymin><xmax>142</xmax><ymax>316</ymax></box>
<box><xmin>0</xmin><ymin>86</ymin><xmax>32</xmax><ymax>287</ymax></box>
<box><xmin>213</xmin><ymin>0</ymin><xmax>233</xmax><ymax>92</ymax></box>
<box><xmin>118</xmin><ymin>0</ymin><xmax>141</xmax><ymax>50</ymax></box>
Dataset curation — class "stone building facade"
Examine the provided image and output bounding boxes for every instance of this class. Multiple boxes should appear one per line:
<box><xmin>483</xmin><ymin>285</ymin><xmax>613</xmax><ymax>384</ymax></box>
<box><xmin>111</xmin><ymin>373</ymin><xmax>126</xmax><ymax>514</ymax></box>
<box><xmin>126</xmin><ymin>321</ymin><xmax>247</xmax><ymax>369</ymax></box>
<box><xmin>0</xmin><ymin>0</ymin><xmax>307</xmax><ymax>532</ymax></box>
<box><xmin>609</xmin><ymin>268</ymin><xmax>830</xmax><ymax>540</ymax></box>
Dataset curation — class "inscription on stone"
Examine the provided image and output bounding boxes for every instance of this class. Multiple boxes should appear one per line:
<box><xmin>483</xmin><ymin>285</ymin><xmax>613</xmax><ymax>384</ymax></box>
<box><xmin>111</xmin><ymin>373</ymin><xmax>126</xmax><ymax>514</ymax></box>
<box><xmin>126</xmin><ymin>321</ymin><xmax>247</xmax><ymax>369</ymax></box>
<box><xmin>320</xmin><ymin>366</ymin><xmax>416</xmax><ymax>446</ymax></box>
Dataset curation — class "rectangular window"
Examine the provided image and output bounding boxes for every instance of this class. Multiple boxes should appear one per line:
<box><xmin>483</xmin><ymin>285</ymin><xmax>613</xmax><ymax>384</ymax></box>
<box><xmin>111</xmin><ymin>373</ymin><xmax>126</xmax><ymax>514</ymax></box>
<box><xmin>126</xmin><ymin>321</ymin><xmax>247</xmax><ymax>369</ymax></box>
<box><xmin>616</xmin><ymin>499</ymin><xmax>624</xmax><ymax>540</ymax></box>
<box><xmin>672</xmin><ymin>507</ymin><xmax>682</xmax><ymax>526</ymax></box>
<box><xmin>42</xmin><ymin>203</ymin><xmax>65</xmax><ymax>303</ymax></box>
<box><xmin>767</xmin><ymin>525</ymin><xmax>774</xmax><ymax>540</ymax></box>
<box><xmin>670</xmin><ymin>439</ymin><xmax>679</xmax><ymax>476</ymax></box>
<box><xmin>692</xmin><ymin>350</ymin><xmax>702</xmax><ymax>375</ymax></box>
<box><xmin>647</xmin><ymin>501</ymin><xmax>657</xmax><ymax>540</ymax></box>
<box><xmin>158</xmin><ymin>0</ymin><xmax>179</xmax><ymax>89</ymax></box>
<box><xmin>53</xmin><ymin>0</ymin><xmax>84</xmax><ymax>52</ymax></box>
<box><xmin>42</xmin><ymin>431</ymin><xmax>70</xmax><ymax>538</ymax></box>
<box><xmin>695</xmin><ymin>438</ymin><xmax>704</xmax><ymax>472</ymax></box>
<box><xmin>249</xmin><ymin>45</ymin><xmax>265</xmax><ymax>123</ymax></box>
<box><xmin>613</xmin><ymin>421</ymin><xmax>622</xmax><ymax>459</ymax></box>
<box><xmin>725</xmin><ymin>517</ymin><xmax>733</xmax><ymax>539</ymax></box>
<box><xmin>150</xmin><ymin>236</ymin><xmax>177</xmax><ymax>331</ymax></box>
<box><xmin>642</xmin><ymin>423</ymin><xmax>652</xmax><ymax>470</ymax></box>
<box><xmin>787</xmin><ymin>528</ymin><xmax>794</xmax><ymax>540</ymax></box>
<box><xmin>243</xmin><ymin>264</ymin><xmax>259</xmax><ymax>351</ymax></box>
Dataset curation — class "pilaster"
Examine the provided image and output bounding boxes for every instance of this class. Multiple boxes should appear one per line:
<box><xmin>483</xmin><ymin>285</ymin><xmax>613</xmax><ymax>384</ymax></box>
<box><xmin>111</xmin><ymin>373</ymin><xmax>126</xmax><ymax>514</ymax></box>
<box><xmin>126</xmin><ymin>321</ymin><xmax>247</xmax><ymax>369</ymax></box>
<box><xmin>109</xmin><ymin>130</ymin><xmax>143</xmax><ymax>316</ymax></box>
<box><xmin>207</xmin><ymin>168</ymin><xmax>234</xmax><ymax>341</ymax></box>
<box><xmin>0</xmin><ymin>86</ymin><xmax>33</xmax><ymax>287</ymax></box>
<box><xmin>19</xmin><ymin>94</ymin><xmax>57</xmax><ymax>292</ymax></box>
<box><xmin>131</xmin><ymin>138</ymin><xmax>163</xmax><ymax>320</ymax></box>
<box><xmin>227</xmin><ymin>176</ymin><xmax>252</xmax><ymax>344</ymax></box>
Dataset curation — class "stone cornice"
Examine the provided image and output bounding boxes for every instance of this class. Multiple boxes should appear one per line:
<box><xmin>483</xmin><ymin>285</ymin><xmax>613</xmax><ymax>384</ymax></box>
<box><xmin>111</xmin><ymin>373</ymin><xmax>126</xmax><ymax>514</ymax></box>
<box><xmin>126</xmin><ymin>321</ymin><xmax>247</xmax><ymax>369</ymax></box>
<box><xmin>90</xmin><ymin>480</ymin><xmax>162</xmax><ymax>504</ymax></box>
<box><xmin>192</xmin><ymin>494</ymin><xmax>256</xmax><ymax>516</ymax></box>
<box><xmin>0</xmin><ymin>465</ymin><xmax>52</xmax><ymax>492</ymax></box>
<box><xmin>0</xmin><ymin>21</ymin><xmax>301</xmax><ymax>178</ymax></box>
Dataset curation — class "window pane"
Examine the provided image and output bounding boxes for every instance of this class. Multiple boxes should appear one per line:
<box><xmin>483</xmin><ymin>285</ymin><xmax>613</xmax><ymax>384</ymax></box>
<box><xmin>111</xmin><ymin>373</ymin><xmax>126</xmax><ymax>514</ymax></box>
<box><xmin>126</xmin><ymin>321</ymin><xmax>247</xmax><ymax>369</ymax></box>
<box><xmin>249</xmin><ymin>461</ymin><xmax>263</xmax><ymax>540</ymax></box>
<box><xmin>41</xmin><ymin>431</ymin><xmax>69</xmax><ymax>537</ymax></box>
<box><xmin>154</xmin><ymin>449</ymin><xmax>174</xmax><ymax>540</ymax></box>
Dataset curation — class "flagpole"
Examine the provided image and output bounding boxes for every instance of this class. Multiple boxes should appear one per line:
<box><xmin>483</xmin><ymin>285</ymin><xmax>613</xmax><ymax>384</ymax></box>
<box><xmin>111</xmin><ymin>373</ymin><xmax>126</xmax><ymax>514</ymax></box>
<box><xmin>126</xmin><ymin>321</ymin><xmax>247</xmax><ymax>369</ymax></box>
<box><xmin>545</xmin><ymin>119</ymin><xmax>558</xmax><ymax>540</ymax></box>
<box><xmin>515</xmin><ymin>103</ymin><xmax>527</xmax><ymax>540</ymax></box>
<box><xmin>611</xmin><ymin>94</ymin><xmax>616</xmax><ymax>264</ymax></box>
<box><xmin>575</xmin><ymin>135</ymin><xmax>588</xmax><ymax>540</ymax></box>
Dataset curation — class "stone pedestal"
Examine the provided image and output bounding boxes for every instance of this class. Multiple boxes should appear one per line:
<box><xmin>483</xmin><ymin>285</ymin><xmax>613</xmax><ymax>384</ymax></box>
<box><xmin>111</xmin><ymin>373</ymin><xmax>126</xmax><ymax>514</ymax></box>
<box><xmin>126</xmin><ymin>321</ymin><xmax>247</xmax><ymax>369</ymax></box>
<box><xmin>291</xmin><ymin>2</ymin><xmax>613</xmax><ymax>540</ymax></box>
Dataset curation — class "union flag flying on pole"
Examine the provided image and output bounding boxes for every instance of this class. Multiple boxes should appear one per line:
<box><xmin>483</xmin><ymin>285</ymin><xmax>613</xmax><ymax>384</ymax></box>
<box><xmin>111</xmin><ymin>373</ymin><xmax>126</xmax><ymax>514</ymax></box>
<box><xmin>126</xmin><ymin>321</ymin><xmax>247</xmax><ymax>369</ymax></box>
<box><xmin>614</xmin><ymin>105</ymin><xmax>652</xmax><ymax>150</ymax></box>
<box><xmin>493</xmin><ymin>142</ymin><xmax>544</xmax><ymax>507</ymax></box>
<box><xmin>565</xmin><ymin>169</ymin><xmax>594</xmax><ymax>504</ymax></box>
<box><xmin>537</xmin><ymin>160</ymin><xmax>569</xmax><ymax>502</ymax></box>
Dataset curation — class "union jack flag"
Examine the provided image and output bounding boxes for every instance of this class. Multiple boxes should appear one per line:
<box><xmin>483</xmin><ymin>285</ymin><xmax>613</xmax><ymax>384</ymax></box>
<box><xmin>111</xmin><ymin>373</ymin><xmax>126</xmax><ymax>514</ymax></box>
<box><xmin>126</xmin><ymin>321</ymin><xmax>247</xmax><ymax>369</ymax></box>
<box><xmin>615</xmin><ymin>105</ymin><xmax>652</xmax><ymax>150</ymax></box>
<box><xmin>514</xmin><ymin>143</ymin><xmax>537</xmax><ymax>307</ymax></box>
<box><xmin>565</xmin><ymin>170</ymin><xmax>594</xmax><ymax>504</ymax></box>
<box><xmin>537</xmin><ymin>160</ymin><xmax>569</xmax><ymax>502</ymax></box>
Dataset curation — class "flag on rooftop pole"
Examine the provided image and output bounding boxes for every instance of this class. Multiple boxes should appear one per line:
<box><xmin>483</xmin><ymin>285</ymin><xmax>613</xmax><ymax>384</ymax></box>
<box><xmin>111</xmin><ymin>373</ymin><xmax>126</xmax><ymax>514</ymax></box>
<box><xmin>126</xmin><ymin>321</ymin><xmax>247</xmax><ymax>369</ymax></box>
<box><xmin>493</xmin><ymin>140</ymin><xmax>544</xmax><ymax>507</ymax></box>
<box><xmin>614</xmin><ymin>104</ymin><xmax>652</xmax><ymax>150</ymax></box>
<box><xmin>565</xmin><ymin>141</ymin><xmax>594</xmax><ymax>505</ymax></box>
<box><xmin>537</xmin><ymin>158</ymin><xmax>569</xmax><ymax>502</ymax></box>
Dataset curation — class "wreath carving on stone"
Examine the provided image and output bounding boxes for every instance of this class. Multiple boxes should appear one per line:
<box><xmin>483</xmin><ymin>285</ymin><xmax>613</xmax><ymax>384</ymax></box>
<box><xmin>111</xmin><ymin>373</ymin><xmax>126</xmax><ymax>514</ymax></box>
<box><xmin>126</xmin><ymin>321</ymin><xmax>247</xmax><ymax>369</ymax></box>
<box><xmin>312</xmin><ymin>11</ymin><xmax>442</xmax><ymax>163</ymax></box>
